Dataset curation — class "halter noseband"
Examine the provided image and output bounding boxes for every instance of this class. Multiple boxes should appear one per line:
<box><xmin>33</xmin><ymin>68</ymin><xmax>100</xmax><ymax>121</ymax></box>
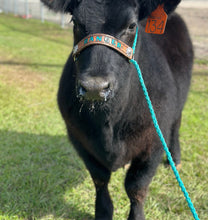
<box><xmin>72</xmin><ymin>28</ymin><xmax>138</xmax><ymax>61</ymax></box>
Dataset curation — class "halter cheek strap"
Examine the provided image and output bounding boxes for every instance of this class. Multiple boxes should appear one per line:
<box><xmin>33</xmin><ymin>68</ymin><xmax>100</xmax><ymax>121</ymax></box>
<box><xmin>72</xmin><ymin>28</ymin><xmax>138</xmax><ymax>60</ymax></box>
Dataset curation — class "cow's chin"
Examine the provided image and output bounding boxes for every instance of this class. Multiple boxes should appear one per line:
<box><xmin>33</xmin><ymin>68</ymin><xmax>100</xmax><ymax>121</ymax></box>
<box><xmin>77</xmin><ymin>95</ymin><xmax>112</xmax><ymax>115</ymax></box>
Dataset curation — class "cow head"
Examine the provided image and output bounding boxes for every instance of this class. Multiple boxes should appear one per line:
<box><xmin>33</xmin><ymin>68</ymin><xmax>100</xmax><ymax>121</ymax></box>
<box><xmin>41</xmin><ymin>0</ymin><xmax>181</xmax><ymax>103</ymax></box>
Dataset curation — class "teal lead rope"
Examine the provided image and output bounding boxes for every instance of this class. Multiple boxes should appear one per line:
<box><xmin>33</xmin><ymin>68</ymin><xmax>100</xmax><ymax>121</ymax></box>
<box><xmin>130</xmin><ymin>27</ymin><xmax>200</xmax><ymax>220</ymax></box>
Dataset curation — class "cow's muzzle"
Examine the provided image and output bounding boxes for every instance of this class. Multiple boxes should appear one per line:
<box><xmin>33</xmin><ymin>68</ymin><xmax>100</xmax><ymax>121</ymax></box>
<box><xmin>77</xmin><ymin>77</ymin><xmax>113</xmax><ymax>101</ymax></box>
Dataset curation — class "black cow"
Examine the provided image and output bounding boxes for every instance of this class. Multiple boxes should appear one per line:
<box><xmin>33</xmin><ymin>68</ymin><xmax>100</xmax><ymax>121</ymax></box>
<box><xmin>41</xmin><ymin>0</ymin><xmax>193</xmax><ymax>219</ymax></box>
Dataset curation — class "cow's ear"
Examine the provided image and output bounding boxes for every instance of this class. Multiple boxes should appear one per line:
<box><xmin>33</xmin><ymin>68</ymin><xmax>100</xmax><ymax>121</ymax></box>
<box><xmin>40</xmin><ymin>0</ymin><xmax>77</xmax><ymax>14</ymax></box>
<box><xmin>138</xmin><ymin>0</ymin><xmax>181</xmax><ymax>20</ymax></box>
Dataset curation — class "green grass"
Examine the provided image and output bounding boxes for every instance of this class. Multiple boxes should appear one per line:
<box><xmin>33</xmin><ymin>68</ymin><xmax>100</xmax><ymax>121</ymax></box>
<box><xmin>194</xmin><ymin>59</ymin><xmax>208</xmax><ymax>65</ymax></box>
<box><xmin>0</xmin><ymin>13</ymin><xmax>208</xmax><ymax>220</ymax></box>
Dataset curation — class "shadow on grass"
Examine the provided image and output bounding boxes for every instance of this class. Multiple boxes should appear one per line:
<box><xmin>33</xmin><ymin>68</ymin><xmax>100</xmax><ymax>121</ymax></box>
<box><xmin>0</xmin><ymin>130</ymin><xmax>93</xmax><ymax>220</ymax></box>
<box><xmin>0</xmin><ymin>60</ymin><xmax>64</xmax><ymax>68</ymax></box>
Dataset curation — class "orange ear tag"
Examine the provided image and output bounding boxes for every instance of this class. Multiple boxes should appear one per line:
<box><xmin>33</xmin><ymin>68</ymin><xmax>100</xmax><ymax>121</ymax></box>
<box><xmin>145</xmin><ymin>5</ymin><xmax>168</xmax><ymax>34</ymax></box>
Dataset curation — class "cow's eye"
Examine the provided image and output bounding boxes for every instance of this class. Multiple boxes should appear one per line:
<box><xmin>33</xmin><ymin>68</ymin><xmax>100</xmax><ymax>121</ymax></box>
<box><xmin>128</xmin><ymin>22</ymin><xmax>137</xmax><ymax>30</ymax></box>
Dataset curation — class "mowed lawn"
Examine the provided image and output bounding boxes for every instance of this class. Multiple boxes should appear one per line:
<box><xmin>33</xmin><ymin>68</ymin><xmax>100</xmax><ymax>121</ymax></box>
<box><xmin>0</xmin><ymin>14</ymin><xmax>207</xmax><ymax>220</ymax></box>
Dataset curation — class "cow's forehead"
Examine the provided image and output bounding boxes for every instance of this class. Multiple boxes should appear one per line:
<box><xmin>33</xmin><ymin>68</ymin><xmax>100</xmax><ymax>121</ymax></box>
<box><xmin>73</xmin><ymin>0</ymin><xmax>137</xmax><ymax>32</ymax></box>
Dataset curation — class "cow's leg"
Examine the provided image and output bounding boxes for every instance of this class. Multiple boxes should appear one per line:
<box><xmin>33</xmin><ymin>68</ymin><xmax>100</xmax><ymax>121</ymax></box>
<box><xmin>168</xmin><ymin>115</ymin><xmax>182</xmax><ymax>169</ymax></box>
<box><xmin>125</xmin><ymin>148</ymin><xmax>162</xmax><ymax>220</ymax></box>
<box><xmin>74</xmin><ymin>146</ymin><xmax>113</xmax><ymax>220</ymax></box>
<box><xmin>92</xmin><ymin>165</ymin><xmax>113</xmax><ymax>220</ymax></box>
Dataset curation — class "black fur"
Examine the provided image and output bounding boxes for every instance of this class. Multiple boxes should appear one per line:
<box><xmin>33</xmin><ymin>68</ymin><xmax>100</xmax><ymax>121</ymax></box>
<box><xmin>41</xmin><ymin>0</ymin><xmax>193</xmax><ymax>219</ymax></box>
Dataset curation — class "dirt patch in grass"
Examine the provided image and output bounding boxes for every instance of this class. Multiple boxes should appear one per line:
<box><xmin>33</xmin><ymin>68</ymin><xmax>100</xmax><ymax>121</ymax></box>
<box><xmin>194</xmin><ymin>63</ymin><xmax>208</xmax><ymax>72</ymax></box>
<box><xmin>0</xmin><ymin>58</ymin><xmax>45</xmax><ymax>91</ymax></box>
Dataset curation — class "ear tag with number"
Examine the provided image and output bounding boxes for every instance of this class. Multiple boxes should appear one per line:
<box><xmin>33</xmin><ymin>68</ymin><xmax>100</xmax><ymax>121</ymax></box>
<box><xmin>145</xmin><ymin>5</ymin><xmax>168</xmax><ymax>35</ymax></box>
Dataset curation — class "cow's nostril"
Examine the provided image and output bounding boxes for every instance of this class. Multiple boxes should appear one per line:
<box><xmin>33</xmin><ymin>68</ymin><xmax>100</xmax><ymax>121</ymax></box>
<box><xmin>102</xmin><ymin>82</ymin><xmax>110</xmax><ymax>91</ymax></box>
<box><xmin>100</xmin><ymin>90</ymin><xmax>111</xmax><ymax>101</ymax></box>
<box><xmin>79</xmin><ymin>85</ymin><xmax>87</xmax><ymax>97</ymax></box>
<box><xmin>100</xmin><ymin>81</ymin><xmax>110</xmax><ymax>91</ymax></box>
<box><xmin>99</xmin><ymin>85</ymin><xmax>111</xmax><ymax>101</ymax></box>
